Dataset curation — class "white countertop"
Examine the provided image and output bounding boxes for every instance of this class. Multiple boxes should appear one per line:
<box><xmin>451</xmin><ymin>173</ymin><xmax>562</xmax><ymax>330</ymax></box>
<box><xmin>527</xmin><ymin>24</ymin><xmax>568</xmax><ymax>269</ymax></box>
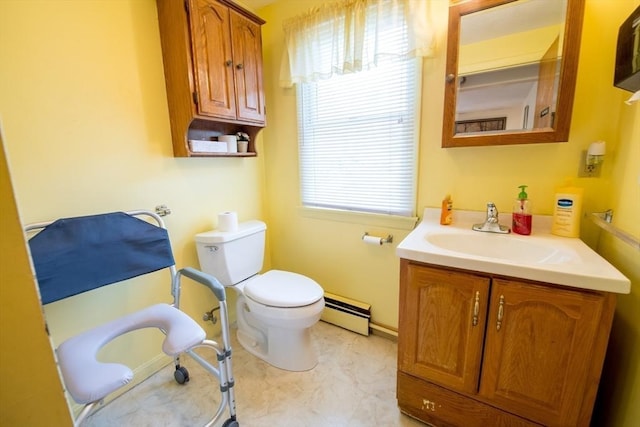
<box><xmin>396</xmin><ymin>208</ymin><xmax>630</xmax><ymax>294</ymax></box>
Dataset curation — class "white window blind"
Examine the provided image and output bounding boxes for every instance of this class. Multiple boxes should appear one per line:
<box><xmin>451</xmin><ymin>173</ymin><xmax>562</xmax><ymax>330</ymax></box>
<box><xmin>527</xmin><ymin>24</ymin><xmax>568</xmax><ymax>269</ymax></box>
<box><xmin>297</xmin><ymin>30</ymin><xmax>418</xmax><ymax>217</ymax></box>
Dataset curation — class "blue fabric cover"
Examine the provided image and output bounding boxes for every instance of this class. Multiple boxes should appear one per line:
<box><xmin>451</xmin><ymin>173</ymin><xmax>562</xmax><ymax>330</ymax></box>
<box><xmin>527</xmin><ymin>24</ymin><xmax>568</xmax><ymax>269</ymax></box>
<box><xmin>29</xmin><ymin>212</ymin><xmax>175</xmax><ymax>304</ymax></box>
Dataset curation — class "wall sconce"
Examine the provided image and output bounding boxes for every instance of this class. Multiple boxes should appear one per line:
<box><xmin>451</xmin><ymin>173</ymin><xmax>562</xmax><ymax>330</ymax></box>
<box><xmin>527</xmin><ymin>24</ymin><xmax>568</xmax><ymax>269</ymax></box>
<box><xmin>580</xmin><ymin>140</ymin><xmax>606</xmax><ymax>177</ymax></box>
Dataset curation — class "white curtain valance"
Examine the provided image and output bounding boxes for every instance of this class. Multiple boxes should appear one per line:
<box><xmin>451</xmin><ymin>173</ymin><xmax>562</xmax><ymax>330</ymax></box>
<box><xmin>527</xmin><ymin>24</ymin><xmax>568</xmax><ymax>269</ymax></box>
<box><xmin>280</xmin><ymin>0</ymin><xmax>435</xmax><ymax>88</ymax></box>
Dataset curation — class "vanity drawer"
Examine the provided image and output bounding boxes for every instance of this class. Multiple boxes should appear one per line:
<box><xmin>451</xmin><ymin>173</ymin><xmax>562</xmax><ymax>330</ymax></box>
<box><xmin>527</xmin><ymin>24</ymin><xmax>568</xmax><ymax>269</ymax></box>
<box><xmin>397</xmin><ymin>371</ymin><xmax>541</xmax><ymax>427</ymax></box>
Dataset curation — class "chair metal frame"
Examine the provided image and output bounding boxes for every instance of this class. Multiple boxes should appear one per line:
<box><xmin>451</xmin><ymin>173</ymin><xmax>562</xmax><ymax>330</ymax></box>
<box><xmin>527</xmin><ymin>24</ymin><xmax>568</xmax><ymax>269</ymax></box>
<box><xmin>25</xmin><ymin>210</ymin><xmax>238</xmax><ymax>427</ymax></box>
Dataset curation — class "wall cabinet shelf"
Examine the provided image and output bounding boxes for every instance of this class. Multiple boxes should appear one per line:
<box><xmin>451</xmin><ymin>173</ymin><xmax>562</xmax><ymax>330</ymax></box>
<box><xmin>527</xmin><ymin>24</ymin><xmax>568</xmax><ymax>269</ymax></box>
<box><xmin>157</xmin><ymin>0</ymin><xmax>266</xmax><ymax>157</ymax></box>
<box><xmin>397</xmin><ymin>259</ymin><xmax>616</xmax><ymax>427</ymax></box>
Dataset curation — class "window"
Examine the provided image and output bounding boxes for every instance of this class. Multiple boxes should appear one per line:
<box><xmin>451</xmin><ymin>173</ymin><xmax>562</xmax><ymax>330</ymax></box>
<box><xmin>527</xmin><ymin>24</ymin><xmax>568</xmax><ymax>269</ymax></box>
<box><xmin>297</xmin><ymin>20</ymin><xmax>419</xmax><ymax>217</ymax></box>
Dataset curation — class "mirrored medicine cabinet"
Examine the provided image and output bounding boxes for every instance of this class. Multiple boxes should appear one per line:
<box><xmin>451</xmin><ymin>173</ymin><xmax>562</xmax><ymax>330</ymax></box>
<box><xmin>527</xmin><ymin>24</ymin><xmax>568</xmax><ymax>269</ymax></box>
<box><xmin>442</xmin><ymin>0</ymin><xmax>586</xmax><ymax>148</ymax></box>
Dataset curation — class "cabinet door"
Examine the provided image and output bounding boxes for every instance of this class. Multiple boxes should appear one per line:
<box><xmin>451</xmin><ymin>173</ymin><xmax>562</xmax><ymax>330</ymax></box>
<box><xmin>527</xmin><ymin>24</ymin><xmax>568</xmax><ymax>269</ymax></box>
<box><xmin>230</xmin><ymin>9</ymin><xmax>265</xmax><ymax>124</ymax></box>
<box><xmin>480</xmin><ymin>279</ymin><xmax>605</xmax><ymax>426</ymax></box>
<box><xmin>190</xmin><ymin>0</ymin><xmax>237</xmax><ymax>119</ymax></box>
<box><xmin>398</xmin><ymin>262</ymin><xmax>490</xmax><ymax>394</ymax></box>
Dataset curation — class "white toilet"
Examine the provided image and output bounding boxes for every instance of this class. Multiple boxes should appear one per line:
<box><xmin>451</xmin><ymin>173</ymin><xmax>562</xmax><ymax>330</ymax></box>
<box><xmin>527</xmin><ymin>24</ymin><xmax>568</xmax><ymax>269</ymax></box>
<box><xmin>195</xmin><ymin>220</ymin><xmax>325</xmax><ymax>371</ymax></box>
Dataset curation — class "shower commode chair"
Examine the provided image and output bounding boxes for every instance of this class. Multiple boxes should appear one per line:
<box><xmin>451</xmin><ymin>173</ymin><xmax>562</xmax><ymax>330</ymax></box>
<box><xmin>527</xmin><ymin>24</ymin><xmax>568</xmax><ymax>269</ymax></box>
<box><xmin>26</xmin><ymin>210</ymin><xmax>238</xmax><ymax>427</ymax></box>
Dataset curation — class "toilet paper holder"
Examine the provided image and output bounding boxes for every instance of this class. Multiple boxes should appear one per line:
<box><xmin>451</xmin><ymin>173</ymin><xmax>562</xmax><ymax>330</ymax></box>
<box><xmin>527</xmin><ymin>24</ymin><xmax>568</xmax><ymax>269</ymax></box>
<box><xmin>362</xmin><ymin>232</ymin><xmax>393</xmax><ymax>245</ymax></box>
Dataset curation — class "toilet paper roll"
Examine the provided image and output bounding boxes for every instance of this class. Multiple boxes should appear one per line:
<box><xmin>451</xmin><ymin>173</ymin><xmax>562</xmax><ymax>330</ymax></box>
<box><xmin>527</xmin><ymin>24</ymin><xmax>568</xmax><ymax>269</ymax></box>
<box><xmin>218</xmin><ymin>211</ymin><xmax>238</xmax><ymax>232</ymax></box>
<box><xmin>218</xmin><ymin>135</ymin><xmax>238</xmax><ymax>153</ymax></box>
<box><xmin>362</xmin><ymin>235</ymin><xmax>383</xmax><ymax>246</ymax></box>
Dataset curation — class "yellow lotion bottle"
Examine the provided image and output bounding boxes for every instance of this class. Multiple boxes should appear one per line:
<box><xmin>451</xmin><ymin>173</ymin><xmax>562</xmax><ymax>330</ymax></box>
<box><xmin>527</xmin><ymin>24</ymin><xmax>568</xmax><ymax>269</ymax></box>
<box><xmin>440</xmin><ymin>194</ymin><xmax>453</xmax><ymax>225</ymax></box>
<box><xmin>551</xmin><ymin>182</ymin><xmax>584</xmax><ymax>237</ymax></box>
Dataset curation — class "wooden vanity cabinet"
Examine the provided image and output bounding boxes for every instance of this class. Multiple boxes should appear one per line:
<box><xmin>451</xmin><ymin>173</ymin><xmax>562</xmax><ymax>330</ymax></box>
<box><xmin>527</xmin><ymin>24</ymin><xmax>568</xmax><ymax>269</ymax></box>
<box><xmin>397</xmin><ymin>259</ymin><xmax>617</xmax><ymax>427</ymax></box>
<box><xmin>157</xmin><ymin>0</ymin><xmax>265</xmax><ymax>157</ymax></box>
<box><xmin>398</xmin><ymin>265</ymin><xmax>490</xmax><ymax>395</ymax></box>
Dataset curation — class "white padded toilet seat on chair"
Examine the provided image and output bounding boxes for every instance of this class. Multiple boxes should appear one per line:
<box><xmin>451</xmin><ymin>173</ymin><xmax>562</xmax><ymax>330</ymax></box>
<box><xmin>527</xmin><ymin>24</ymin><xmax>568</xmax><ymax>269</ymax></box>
<box><xmin>56</xmin><ymin>303</ymin><xmax>206</xmax><ymax>404</ymax></box>
<box><xmin>244</xmin><ymin>270</ymin><xmax>323</xmax><ymax>307</ymax></box>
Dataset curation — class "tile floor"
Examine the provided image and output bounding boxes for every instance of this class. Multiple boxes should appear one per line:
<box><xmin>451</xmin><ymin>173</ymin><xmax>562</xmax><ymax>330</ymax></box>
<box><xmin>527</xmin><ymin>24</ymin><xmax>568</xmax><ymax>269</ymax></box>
<box><xmin>84</xmin><ymin>321</ymin><xmax>425</xmax><ymax>427</ymax></box>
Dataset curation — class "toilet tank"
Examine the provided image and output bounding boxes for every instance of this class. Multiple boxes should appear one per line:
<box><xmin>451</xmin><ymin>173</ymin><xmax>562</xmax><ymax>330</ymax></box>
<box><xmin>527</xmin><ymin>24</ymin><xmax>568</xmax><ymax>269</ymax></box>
<box><xmin>195</xmin><ymin>220</ymin><xmax>266</xmax><ymax>286</ymax></box>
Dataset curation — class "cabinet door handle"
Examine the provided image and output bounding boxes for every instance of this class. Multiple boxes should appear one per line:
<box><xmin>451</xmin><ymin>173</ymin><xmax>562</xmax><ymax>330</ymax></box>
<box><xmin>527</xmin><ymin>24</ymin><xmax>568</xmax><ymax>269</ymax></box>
<box><xmin>225</xmin><ymin>60</ymin><xmax>233</xmax><ymax>67</ymax></box>
<box><xmin>496</xmin><ymin>295</ymin><xmax>505</xmax><ymax>331</ymax></box>
<box><xmin>472</xmin><ymin>291</ymin><xmax>480</xmax><ymax>326</ymax></box>
<box><xmin>422</xmin><ymin>399</ymin><xmax>436</xmax><ymax>412</ymax></box>
<box><xmin>236</xmin><ymin>63</ymin><xmax>244</xmax><ymax>70</ymax></box>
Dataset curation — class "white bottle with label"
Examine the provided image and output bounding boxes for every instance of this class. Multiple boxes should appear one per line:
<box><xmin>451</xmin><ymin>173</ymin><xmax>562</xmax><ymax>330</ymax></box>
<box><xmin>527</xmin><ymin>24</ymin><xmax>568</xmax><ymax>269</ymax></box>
<box><xmin>551</xmin><ymin>183</ymin><xmax>584</xmax><ymax>237</ymax></box>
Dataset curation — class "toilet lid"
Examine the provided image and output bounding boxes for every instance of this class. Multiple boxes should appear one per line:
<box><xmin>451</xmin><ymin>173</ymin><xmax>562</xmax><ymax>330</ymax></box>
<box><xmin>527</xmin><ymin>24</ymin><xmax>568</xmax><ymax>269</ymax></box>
<box><xmin>244</xmin><ymin>270</ymin><xmax>323</xmax><ymax>308</ymax></box>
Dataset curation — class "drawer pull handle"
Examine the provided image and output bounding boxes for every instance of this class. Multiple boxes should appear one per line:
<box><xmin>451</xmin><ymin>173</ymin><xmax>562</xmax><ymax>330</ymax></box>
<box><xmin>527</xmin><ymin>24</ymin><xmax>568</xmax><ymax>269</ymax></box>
<box><xmin>496</xmin><ymin>295</ymin><xmax>505</xmax><ymax>331</ymax></box>
<box><xmin>472</xmin><ymin>291</ymin><xmax>480</xmax><ymax>326</ymax></box>
<box><xmin>422</xmin><ymin>399</ymin><xmax>436</xmax><ymax>412</ymax></box>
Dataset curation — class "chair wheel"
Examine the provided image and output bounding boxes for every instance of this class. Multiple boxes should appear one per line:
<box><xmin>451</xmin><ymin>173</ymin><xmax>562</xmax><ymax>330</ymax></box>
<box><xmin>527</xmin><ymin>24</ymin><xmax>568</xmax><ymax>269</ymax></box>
<box><xmin>222</xmin><ymin>419</ymin><xmax>239</xmax><ymax>427</ymax></box>
<box><xmin>174</xmin><ymin>365</ymin><xmax>190</xmax><ymax>384</ymax></box>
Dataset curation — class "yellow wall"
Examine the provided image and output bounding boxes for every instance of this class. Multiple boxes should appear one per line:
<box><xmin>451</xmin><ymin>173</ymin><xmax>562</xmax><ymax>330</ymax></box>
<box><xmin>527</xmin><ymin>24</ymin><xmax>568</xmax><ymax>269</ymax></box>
<box><xmin>258</xmin><ymin>0</ymin><xmax>638</xmax><ymax>325</ymax></box>
<box><xmin>0</xmin><ymin>129</ymin><xmax>73</xmax><ymax>426</ymax></box>
<box><xmin>0</xmin><ymin>0</ymin><xmax>266</xmax><ymax>420</ymax></box>
<box><xmin>1</xmin><ymin>0</ymin><xmax>638</xmax><ymax>425</ymax></box>
<box><xmin>593</xmin><ymin>101</ymin><xmax>640</xmax><ymax>425</ymax></box>
<box><xmin>460</xmin><ymin>25</ymin><xmax>562</xmax><ymax>75</ymax></box>
<box><xmin>589</xmin><ymin>3</ymin><xmax>640</xmax><ymax>417</ymax></box>
<box><xmin>258</xmin><ymin>0</ymin><xmax>639</xmax><ymax>425</ymax></box>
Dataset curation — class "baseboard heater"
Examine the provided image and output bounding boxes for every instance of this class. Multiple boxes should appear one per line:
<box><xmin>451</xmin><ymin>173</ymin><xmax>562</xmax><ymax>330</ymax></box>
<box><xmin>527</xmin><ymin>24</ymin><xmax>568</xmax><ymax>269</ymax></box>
<box><xmin>321</xmin><ymin>292</ymin><xmax>371</xmax><ymax>336</ymax></box>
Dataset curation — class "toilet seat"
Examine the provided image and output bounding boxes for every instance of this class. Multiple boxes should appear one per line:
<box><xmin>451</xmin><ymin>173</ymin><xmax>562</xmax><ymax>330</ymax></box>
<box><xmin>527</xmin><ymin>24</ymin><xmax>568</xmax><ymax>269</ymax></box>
<box><xmin>244</xmin><ymin>270</ymin><xmax>323</xmax><ymax>308</ymax></box>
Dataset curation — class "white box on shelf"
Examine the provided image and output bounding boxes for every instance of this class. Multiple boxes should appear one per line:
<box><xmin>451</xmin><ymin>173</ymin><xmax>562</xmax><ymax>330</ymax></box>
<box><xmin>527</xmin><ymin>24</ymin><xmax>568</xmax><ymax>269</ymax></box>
<box><xmin>188</xmin><ymin>140</ymin><xmax>228</xmax><ymax>153</ymax></box>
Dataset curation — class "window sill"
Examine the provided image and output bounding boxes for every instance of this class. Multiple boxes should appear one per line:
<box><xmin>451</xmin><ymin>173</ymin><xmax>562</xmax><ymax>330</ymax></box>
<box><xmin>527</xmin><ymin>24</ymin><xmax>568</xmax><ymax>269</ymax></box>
<box><xmin>298</xmin><ymin>206</ymin><xmax>419</xmax><ymax>231</ymax></box>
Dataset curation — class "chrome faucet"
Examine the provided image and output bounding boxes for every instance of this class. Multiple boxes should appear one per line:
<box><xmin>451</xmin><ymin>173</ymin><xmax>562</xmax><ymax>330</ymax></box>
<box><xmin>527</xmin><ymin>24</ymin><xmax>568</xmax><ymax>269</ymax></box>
<box><xmin>472</xmin><ymin>202</ymin><xmax>511</xmax><ymax>234</ymax></box>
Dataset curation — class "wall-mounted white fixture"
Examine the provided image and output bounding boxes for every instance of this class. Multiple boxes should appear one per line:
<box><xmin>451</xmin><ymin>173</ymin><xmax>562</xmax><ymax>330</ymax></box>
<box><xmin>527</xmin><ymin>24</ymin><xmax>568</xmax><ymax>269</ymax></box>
<box><xmin>587</xmin><ymin>140</ymin><xmax>606</xmax><ymax>167</ymax></box>
<box><xmin>579</xmin><ymin>140</ymin><xmax>606</xmax><ymax>177</ymax></box>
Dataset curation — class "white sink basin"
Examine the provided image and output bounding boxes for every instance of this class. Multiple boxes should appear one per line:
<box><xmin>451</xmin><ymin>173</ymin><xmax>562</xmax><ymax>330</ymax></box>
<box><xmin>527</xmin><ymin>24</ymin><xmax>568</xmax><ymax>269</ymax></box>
<box><xmin>425</xmin><ymin>232</ymin><xmax>577</xmax><ymax>264</ymax></box>
<box><xmin>396</xmin><ymin>209</ymin><xmax>630</xmax><ymax>294</ymax></box>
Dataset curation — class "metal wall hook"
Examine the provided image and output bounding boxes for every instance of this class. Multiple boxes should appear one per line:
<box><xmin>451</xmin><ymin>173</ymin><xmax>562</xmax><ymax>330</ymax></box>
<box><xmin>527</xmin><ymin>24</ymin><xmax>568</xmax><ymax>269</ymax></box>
<box><xmin>155</xmin><ymin>205</ymin><xmax>172</xmax><ymax>217</ymax></box>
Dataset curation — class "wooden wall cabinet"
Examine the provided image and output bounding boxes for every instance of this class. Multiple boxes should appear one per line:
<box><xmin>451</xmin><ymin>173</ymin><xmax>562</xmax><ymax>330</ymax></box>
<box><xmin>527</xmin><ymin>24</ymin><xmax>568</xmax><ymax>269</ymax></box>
<box><xmin>397</xmin><ymin>259</ymin><xmax>616</xmax><ymax>427</ymax></box>
<box><xmin>157</xmin><ymin>0</ymin><xmax>266</xmax><ymax>157</ymax></box>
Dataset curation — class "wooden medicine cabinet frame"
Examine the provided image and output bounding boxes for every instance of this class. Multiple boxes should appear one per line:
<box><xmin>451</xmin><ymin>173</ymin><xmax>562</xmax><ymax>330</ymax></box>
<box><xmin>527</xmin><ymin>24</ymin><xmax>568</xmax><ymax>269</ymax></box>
<box><xmin>442</xmin><ymin>0</ymin><xmax>585</xmax><ymax>148</ymax></box>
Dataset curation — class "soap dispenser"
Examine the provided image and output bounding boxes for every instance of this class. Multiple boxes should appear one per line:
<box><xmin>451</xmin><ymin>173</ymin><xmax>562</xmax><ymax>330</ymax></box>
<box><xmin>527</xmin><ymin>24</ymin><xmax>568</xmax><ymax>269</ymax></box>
<box><xmin>512</xmin><ymin>185</ymin><xmax>532</xmax><ymax>235</ymax></box>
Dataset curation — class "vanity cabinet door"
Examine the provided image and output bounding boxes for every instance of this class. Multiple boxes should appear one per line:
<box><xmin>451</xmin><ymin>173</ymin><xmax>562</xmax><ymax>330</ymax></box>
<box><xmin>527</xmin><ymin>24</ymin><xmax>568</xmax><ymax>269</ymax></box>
<box><xmin>479</xmin><ymin>278</ymin><xmax>607</xmax><ymax>426</ymax></box>
<box><xmin>398</xmin><ymin>261</ymin><xmax>489</xmax><ymax>394</ymax></box>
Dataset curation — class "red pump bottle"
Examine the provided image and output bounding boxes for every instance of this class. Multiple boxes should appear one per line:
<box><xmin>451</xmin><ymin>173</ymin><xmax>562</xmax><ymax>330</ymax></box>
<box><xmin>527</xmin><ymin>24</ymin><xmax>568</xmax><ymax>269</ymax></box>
<box><xmin>512</xmin><ymin>185</ymin><xmax>532</xmax><ymax>235</ymax></box>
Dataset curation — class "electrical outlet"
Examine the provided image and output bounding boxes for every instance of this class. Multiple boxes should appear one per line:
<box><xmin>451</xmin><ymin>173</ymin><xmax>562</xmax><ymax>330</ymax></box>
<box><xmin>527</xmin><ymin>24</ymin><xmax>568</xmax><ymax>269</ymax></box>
<box><xmin>577</xmin><ymin>149</ymin><xmax>602</xmax><ymax>178</ymax></box>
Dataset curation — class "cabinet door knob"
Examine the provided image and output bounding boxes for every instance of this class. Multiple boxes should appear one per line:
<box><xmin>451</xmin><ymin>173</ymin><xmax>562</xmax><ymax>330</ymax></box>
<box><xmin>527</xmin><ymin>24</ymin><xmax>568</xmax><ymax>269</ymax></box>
<box><xmin>236</xmin><ymin>63</ymin><xmax>244</xmax><ymax>70</ymax></box>
<box><xmin>496</xmin><ymin>295</ymin><xmax>505</xmax><ymax>331</ymax></box>
<box><xmin>472</xmin><ymin>291</ymin><xmax>480</xmax><ymax>326</ymax></box>
<box><xmin>225</xmin><ymin>60</ymin><xmax>232</xmax><ymax>67</ymax></box>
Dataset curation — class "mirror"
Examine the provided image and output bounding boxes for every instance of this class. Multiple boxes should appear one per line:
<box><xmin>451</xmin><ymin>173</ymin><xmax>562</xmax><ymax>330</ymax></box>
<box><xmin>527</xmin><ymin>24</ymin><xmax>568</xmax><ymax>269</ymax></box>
<box><xmin>442</xmin><ymin>0</ymin><xmax>585</xmax><ymax>148</ymax></box>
